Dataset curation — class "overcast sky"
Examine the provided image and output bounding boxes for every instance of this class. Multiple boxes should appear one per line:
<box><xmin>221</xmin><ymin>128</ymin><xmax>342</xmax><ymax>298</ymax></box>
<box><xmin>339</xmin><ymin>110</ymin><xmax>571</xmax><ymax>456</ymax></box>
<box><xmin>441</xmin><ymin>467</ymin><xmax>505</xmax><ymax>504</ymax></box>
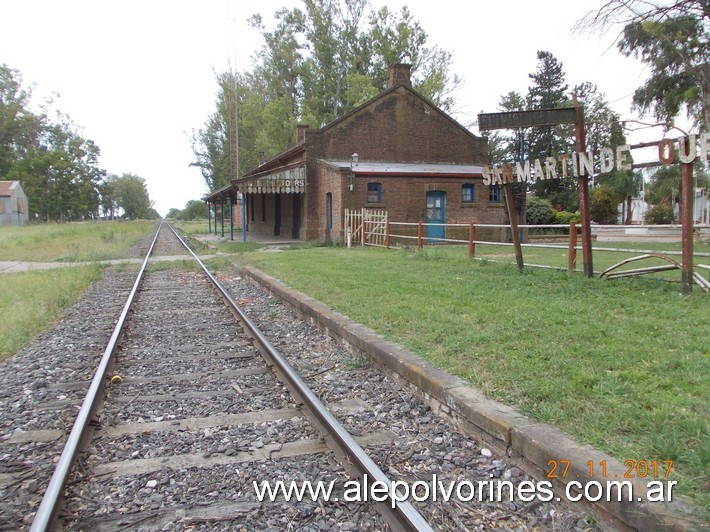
<box><xmin>2</xmin><ymin>0</ymin><xmax>669</xmax><ymax>216</ymax></box>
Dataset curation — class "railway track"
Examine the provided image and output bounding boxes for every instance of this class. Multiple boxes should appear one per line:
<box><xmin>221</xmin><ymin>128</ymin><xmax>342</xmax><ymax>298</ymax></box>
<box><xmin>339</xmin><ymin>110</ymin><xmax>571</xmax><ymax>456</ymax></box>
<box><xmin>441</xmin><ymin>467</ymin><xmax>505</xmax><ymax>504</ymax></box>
<box><xmin>0</xmin><ymin>223</ymin><xmax>594</xmax><ymax>531</ymax></box>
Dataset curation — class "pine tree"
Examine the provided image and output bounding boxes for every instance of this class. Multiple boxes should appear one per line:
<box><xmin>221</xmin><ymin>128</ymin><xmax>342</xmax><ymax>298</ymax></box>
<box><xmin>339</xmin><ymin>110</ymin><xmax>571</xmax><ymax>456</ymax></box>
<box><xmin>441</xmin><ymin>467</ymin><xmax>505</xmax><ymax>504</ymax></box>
<box><xmin>526</xmin><ymin>51</ymin><xmax>576</xmax><ymax>210</ymax></box>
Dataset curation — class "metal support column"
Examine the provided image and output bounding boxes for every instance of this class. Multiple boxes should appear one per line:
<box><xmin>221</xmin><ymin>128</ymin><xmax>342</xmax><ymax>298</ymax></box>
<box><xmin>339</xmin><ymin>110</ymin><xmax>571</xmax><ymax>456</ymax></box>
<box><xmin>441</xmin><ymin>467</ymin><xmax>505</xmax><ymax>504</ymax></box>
<box><xmin>229</xmin><ymin>192</ymin><xmax>234</xmax><ymax>241</ymax></box>
<box><xmin>220</xmin><ymin>193</ymin><xmax>225</xmax><ymax>238</ymax></box>
<box><xmin>241</xmin><ymin>192</ymin><xmax>247</xmax><ymax>242</ymax></box>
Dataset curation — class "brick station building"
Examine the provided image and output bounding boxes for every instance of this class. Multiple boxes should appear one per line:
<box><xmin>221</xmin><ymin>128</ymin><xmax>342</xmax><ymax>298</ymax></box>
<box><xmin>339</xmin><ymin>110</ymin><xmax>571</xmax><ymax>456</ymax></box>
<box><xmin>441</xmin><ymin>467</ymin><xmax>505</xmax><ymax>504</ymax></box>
<box><xmin>207</xmin><ymin>64</ymin><xmax>506</xmax><ymax>242</ymax></box>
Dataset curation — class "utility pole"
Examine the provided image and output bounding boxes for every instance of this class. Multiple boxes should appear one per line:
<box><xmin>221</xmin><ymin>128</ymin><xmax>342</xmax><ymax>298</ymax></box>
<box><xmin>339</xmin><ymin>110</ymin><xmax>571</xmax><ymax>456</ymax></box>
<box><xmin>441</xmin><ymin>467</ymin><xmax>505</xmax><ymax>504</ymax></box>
<box><xmin>228</xmin><ymin>0</ymin><xmax>240</xmax><ymax>241</ymax></box>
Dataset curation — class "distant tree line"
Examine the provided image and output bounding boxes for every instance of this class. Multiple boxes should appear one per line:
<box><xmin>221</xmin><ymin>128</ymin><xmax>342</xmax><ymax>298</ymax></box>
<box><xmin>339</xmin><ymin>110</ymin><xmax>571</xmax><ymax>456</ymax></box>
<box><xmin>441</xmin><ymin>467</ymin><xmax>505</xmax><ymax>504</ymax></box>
<box><xmin>166</xmin><ymin>200</ymin><xmax>208</xmax><ymax>221</ymax></box>
<box><xmin>0</xmin><ymin>64</ymin><xmax>159</xmax><ymax>222</ymax></box>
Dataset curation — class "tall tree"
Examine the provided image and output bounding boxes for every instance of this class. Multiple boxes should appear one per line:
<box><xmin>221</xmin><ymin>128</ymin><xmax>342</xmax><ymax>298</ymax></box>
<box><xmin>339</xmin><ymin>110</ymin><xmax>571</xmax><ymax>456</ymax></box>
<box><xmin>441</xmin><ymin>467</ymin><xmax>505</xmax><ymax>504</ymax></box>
<box><xmin>299</xmin><ymin>0</ymin><xmax>368</xmax><ymax>123</ymax></box>
<box><xmin>98</xmin><ymin>176</ymin><xmax>117</xmax><ymax>220</ymax></box>
<box><xmin>595</xmin><ymin>119</ymin><xmax>643</xmax><ymax>224</ymax></box>
<box><xmin>248</xmin><ymin>7</ymin><xmax>306</xmax><ymax>121</ymax></box>
<box><xmin>525</xmin><ymin>51</ymin><xmax>576</xmax><ymax>209</ymax></box>
<box><xmin>7</xmin><ymin>113</ymin><xmax>105</xmax><ymax>221</ymax></box>
<box><xmin>577</xmin><ymin>0</ymin><xmax>709</xmax><ymax>130</ymax></box>
<box><xmin>491</xmin><ymin>55</ymin><xmax>629</xmax><ymax>213</ymax></box>
<box><xmin>488</xmin><ymin>91</ymin><xmax>528</xmax><ymax>223</ymax></box>
<box><xmin>111</xmin><ymin>173</ymin><xmax>155</xmax><ymax>220</ymax></box>
<box><xmin>2</xmin><ymin>64</ymin><xmax>108</xmax><ymax>221</ymax></box>
<box><xmin>489</xmin><ymin>91</ymin><xmax>527</xmax><ymax>165</ymax></box>
<box><xmin>0</xmin><ymin>64</ymin><xmax>42</xmax><ymax>178</ymax></box>
<box><xmin>646</xmin><ymin>158</ymin><xmax>709</xmax><ymax>207</ymax></box>
<box><xmin>192</xmin><ymin>0</ymin><xmax>463</xmax><ymax>188</ymax></box>
<box><xmin>190</xmin><ymin>73</ymin><xmax>234</xmax><ymax>192</ymax></box>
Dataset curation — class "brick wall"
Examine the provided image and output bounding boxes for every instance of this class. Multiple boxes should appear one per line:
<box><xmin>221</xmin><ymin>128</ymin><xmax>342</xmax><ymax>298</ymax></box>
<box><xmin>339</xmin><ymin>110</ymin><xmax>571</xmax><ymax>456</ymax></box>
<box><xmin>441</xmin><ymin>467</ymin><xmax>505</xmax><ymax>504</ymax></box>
<box><xmin>241</xmin><ymin>76</ymin><xmax>503</xmax><ymax>242</ymax></box>
<box><xmin>351</xmin><ymin>175</ymin><xmax>507</xmax><ymax>241</ymax></box>
<box><xmin>303</xmin><ymin>161</ymin><xmax>350</xmax><ymax>241</ymax></box>
<box><xmin>245</xmin><ymin>192</ymin><xmax>299</xmax><ymax>239</ymax></box>
<box><xmin>307</xmin><ymin>87</ymin><xmax>488</xmax><ymax>165</ymax></box>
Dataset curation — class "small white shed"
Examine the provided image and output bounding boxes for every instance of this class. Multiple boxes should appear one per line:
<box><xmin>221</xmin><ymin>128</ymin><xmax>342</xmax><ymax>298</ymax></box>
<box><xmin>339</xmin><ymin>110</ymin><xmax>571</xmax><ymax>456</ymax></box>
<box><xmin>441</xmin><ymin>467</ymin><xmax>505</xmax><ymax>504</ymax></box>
<box><xmin>0</xmin><ymin>181</ymin><xmax>29</xmax><ymax>226</ymax></box>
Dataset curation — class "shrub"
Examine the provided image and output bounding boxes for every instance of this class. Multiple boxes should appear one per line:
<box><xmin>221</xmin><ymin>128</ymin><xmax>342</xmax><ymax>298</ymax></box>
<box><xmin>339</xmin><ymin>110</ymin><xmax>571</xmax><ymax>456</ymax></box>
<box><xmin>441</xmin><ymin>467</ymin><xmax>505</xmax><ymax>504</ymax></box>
<box><xmin>644</xmin><ymin>203</ymin><xmax>675</xmax><ymax>225</ymax></box>
<box><xmin>589</xmin><ymin>185</ymin><xmax>620</xmax><ymax>224</ymax></box>
<box><xmin>526</xmin><ymin>196</ymin><xmax>554</xmax><ymax>225</ymax></box>
<box><xmin>552</xmin><ymin>210</ymin><xmax>581</xmax><ymax>225</ymax></box>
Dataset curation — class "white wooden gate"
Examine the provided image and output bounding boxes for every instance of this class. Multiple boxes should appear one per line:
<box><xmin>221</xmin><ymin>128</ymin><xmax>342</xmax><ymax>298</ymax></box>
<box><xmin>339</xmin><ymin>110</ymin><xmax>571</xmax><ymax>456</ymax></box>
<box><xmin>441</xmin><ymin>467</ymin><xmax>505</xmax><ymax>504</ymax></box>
<box><xmin>345</xmin><ymin>208</ymin><xmax>388</xmax><ymax>247</ymax></box>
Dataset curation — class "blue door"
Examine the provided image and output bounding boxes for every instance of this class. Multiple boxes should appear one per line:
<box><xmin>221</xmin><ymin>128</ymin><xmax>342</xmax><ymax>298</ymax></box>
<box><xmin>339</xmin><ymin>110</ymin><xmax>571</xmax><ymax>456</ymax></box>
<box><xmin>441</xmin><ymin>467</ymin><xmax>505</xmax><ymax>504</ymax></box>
<box><xmin>426</xmin><ymin>191</ymin><xmax>446</xmax><ymax>241</ymax></box>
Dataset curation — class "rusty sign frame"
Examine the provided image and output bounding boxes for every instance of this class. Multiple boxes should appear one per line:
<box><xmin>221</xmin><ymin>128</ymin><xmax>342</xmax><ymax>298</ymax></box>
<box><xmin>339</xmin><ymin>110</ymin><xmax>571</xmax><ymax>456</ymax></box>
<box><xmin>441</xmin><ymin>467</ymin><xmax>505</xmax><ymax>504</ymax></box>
<box><xmin>477</xmin><ymin>106</ymin><xmax>594</xmax><ymax>278</ymax></box>
<box><xmin>478</xmin><ymin>108</ymin><xmax>578</xmax><ymax>131</ymax></box>
<box><xmin>478</xmin><ymin>109</ymin><xmax>699</xmax><ymax>292</ymax></box>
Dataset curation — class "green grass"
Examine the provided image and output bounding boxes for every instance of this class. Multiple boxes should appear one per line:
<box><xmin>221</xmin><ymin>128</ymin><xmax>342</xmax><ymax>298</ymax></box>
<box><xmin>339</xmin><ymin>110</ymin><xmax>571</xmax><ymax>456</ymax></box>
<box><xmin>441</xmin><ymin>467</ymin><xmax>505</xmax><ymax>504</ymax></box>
<box><xmin>171</xmin><ymin>220</ymin><xmax>212</xmax><ymax>235</ymax></box>
<box><xmin>238</xmin><ymin>245</ymin><xmax>709</xmax><ymax>512</ymax></box>
<box><xmin>0</xmin><ymin>221</ymin><xmax>157</xmax><ymax>262</ymax></box>
<box><xmin>171</xmin><ymin>221</ymin><xmax>262</xmax><ymax>255</ymax></box>
<box><xmin>0</xmin><ymin>265</ymin><xmax>104</xmax><ymax>360</ymax></box>
<box><xmin>213</xmin><ymin>241</ymin><xmax>265</xmax><ymax>254</ymax></box>
<box><xmin>412</xmin><ymin>239</ymin><xmax>710</xmax><ymax>279</ymax></box>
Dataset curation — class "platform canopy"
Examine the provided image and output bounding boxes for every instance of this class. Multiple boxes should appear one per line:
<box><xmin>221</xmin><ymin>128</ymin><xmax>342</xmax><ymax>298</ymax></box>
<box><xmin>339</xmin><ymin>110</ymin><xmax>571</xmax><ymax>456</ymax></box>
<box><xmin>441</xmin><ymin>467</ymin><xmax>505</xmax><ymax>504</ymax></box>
<box><xmin>202</xmin><ymin>183</ymin><xmax>235</xmax><ymax>203</ymax></box>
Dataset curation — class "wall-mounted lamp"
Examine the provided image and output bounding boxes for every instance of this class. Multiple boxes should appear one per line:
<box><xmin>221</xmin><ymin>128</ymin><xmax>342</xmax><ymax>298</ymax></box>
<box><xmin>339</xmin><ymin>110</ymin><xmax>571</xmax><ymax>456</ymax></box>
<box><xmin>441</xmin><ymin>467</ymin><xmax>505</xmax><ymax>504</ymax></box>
<box><xmin>349</xmin><ymin>153</ymin><xmax>359</xmax><ymax>192</ymax></box>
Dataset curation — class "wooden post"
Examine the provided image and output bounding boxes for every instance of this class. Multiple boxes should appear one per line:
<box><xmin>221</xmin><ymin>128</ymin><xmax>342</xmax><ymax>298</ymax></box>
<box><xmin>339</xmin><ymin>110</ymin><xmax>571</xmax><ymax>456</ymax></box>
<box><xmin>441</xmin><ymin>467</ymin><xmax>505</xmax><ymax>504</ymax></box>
<box><xmin>568</xmin><ymin>220</ymin><xmax>577</xmax><ymax>272</ymax></box>
<box><xmin>417</xmin><ymin>221</ymin><xmax>424</xmax><ymax>249</ymax></box>
<box><xmin>469</xmin><ymin>223</ymin><xmax>476</xmax><ymax>258</ymax></box>
<box><xmin>386</xmin><ymin>221</ymin><xmax>391</xmax><ymax>249</ymax></box>
<box><xmin>575</xmin><ymin>105</ymin><xmax>594</xmax><ymax>278</ymax></box>
<box><xmin>502</xmin><ymin>181</ymin><xmax>524</xmax><ymax>271</ymax></box>
<box><xmin>680</xmin><ymin>141</ymin><xmax>694</xmax><ymax>293</ymax></box>
<box><xmin>361</xmin><ymin>208</ymin><xmax>366</xmax><ymax>246</ymax></box>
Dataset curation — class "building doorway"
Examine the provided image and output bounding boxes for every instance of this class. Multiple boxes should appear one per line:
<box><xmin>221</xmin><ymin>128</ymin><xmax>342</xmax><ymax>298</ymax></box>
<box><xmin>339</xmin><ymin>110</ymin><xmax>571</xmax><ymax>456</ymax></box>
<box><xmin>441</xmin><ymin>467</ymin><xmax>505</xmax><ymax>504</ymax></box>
<box><xmin>425</xmin><ymin>191</ymin><xmax>446</xmax><ymax>240</ymax></box>
<box><xmin>292</xmin><ymin>194</ymin><xmax>301</xmax><ymax>239</ymax></box>
<box><xmin>326</xmin><ymin>193</ymin><xmax>333</xmax><ymax>240</ymax></box>
<box><xmin>274</xmin><ymin>193</ymin><xmax>281</xmax><ymax>236</ymax></box>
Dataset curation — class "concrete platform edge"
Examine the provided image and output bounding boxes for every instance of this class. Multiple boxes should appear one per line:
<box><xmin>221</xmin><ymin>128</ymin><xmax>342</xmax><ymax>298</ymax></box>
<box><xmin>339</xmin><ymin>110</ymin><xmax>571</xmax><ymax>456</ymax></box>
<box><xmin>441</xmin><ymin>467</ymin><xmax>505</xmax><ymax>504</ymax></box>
<box><xmin>241</xmin><ymin>266</ymin><xmax>705</xmax><ymax>532</ymax></box>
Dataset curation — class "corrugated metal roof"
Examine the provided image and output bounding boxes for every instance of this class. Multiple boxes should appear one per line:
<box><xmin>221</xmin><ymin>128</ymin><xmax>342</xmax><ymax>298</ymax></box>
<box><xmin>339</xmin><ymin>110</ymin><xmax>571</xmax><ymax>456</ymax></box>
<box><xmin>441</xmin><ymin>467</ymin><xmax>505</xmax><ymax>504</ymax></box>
<box><xmin>322</xmin><ymin>160</ymin><xmax>483</xmax><ymax>176</ymax></box>
<box><xmin>202</xmin><ymin>182</ymin><xmax>235</xmax><ymax>201</ymax></box>
<box><xmin>0</xmin><ymin>181</ymin><xmax>18</xmax><ymax>196</ymax></box>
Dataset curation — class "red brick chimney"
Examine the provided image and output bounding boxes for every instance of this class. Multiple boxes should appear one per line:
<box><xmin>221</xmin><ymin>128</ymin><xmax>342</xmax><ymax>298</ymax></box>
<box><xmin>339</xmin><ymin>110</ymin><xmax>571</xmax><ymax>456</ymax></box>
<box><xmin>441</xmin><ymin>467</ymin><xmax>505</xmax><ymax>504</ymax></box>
<box><xmin>296</xmin><ymin>124</ymin><xmax>309</xmax><ymax>145</ymax></box>
<box><xmin>388</xmin><ymin>63</ymin><xmax>412</xmax><ymax>89</ymax></box>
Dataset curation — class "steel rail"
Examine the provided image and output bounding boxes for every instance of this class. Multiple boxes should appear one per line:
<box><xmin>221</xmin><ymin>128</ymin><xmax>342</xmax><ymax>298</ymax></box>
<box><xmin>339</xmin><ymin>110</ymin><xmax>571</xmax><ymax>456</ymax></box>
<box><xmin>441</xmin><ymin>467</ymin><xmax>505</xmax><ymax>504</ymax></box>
<box><xmin>31</xmin><ymin>222</ymin><xmax>164</xmax><ymax>532</ymax></box>
<box><xmin>166</xmin><ymin>224</ymin><xmax>433</xmax><ymax>532</ymax></box>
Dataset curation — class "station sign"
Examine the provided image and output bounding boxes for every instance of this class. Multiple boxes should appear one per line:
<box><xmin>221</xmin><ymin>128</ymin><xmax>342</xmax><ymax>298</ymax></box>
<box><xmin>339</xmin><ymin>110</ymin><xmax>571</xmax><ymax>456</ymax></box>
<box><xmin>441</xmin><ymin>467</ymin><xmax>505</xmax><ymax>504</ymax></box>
<box><xmin>482</xmin><ymin>133</ymin><xmax>710</xmax><ymax>186</ymax></box>
<box><xmin>243</xmin><ymin>166</ymin><xmax>306</xmax><ymax>194</ymax></box>
<box><xmin>478</xmin><ymin>108</ymin><xmax>578</xmax><ymax>131</ymax></box>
